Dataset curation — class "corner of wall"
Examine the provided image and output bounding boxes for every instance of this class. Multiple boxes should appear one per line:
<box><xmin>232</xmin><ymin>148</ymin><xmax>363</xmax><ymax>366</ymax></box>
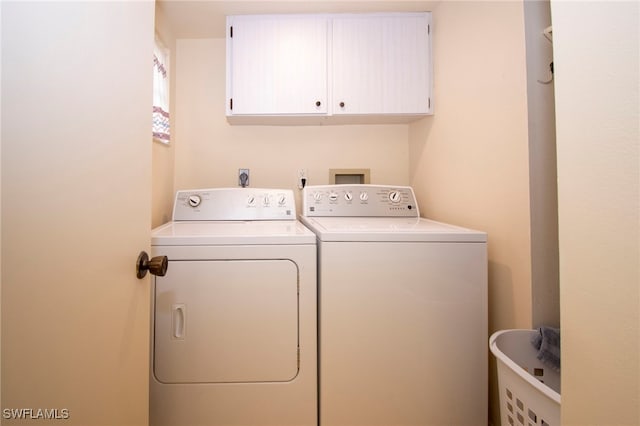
<box><xmin>523</xmin><ymin>0</ymin><xmax>560</xmax><ymax>329</ymax></box>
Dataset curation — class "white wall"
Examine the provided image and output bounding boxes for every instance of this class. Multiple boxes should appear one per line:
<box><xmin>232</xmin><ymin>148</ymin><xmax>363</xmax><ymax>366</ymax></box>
<box><xmin>172</xmin><ymin>38</ymin><xmax>411</xmax><ymax>207</ymax></box>
<box><xmin>408</xmin><ymin>2</ymin><xmax>530</xmax><ymax>423</ymax></box>
<box><xmin>551</xmin><ymin>1</ymin><xmax>639</xmax><ymax>424</ymax></box>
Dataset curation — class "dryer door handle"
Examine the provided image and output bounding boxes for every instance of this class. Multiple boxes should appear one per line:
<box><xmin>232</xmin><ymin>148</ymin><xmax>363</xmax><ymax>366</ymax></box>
<box><xmin>136</xmin><ymin>251</ymin><xmax>168</xmax><ymax>279</ymax></box>
<box><xmin>172</xmin><ymin>304</ymin><xmax>186</xmax><ymax>339</ymax></box>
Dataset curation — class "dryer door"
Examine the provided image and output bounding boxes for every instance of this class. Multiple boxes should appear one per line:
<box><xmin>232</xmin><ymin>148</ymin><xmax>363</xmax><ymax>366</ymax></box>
<box><xmin>153</xmin><ymin>259</ymin><xmax>299</xmax><ymax>384</ymax></box>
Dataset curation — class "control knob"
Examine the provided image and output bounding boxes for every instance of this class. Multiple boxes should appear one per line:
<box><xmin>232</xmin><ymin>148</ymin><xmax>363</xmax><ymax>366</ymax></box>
<box><xmin>359</xmin><ymin>192</ymin><xmax>369</xmax><ymax>202</ymax></box>
<box><xmin>389</xmin><ymin>191</ymin><xmax>402</xmax><ymax>203</ymax></box>
<box><xmin>188</xmin><ymin>194</ymin><xmax>202</xmax><ymax>207</ymax></box>
<box><xmin>344</xmin><ymin>192</ymin><xmax>353</xmax><ymax>201</ymax></box>
<box><xmin>329</xmin><ymin>192</ymin><xmax>338</xmax><ymax>202</ymax></box>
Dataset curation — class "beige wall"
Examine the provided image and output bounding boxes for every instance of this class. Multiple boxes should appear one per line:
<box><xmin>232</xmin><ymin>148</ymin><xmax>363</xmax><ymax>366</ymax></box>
<box><xmin>551</xmin><ymin>1</ymin><xmax>639</xmax><ymax>424</ymax></box>
<box><xmin>410</xmin><ymin>1</ymin><xmax>531</xmax><ymax>331</ymax></box>
<box><xmin>408</xmin><ymin>2</ymin><xmax>531</xmax><ymax>423</ymax></box>
<box><xmin>172</xmin><ymin>38</ymin><xmax>411</xmax><ymax>209</ymax></box>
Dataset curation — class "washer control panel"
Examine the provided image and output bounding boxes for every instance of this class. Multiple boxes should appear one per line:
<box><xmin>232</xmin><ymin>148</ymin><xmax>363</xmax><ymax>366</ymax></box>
<box><xmin>173</xmin><ymin>188</ymin><xmax>295</xmax><ymax>221</ymax></box>
<box><xmin>302</xmin><ymin>185</ymin><xmax>419</xmax><ymax>217</ymax></box>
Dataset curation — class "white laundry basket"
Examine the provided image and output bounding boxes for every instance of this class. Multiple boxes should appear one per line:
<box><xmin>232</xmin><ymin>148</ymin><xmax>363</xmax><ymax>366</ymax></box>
<box><xmin>490</xmin><ymin>329</ymin><xmax>561</xmax><ymax>426</ymax></box>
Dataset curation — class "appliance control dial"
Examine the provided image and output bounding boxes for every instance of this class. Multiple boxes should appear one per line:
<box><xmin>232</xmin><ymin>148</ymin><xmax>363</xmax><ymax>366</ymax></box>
<box><xmin>188</xmin><ymin>194</ymin><xmax>202</xmax><ymax>208</ymax></box>
<box><xmin>329</xmin><ymin>192</ymin><xmax>338</xmax><ymax>202</ymax></box>
<box><xmin>360</xmin><ymin>192</ymin><xmax>369</xmax><ymax>201</ymax></box>
<box><xmin>389</xmin><ymin>191</ymin><xmax>402</xmax><ymax>203</ymax></box>
<box><xmin>278</xmin><ymin>194</ymin><xmax>287</xmax><ymax>206</ymax></box>
<box><xmin>313</xmin><ymin>192</ymin><xmax>322</xmax><ymax>201</ymax></box>
<box><xmin>344</xmin><ymin>192</ymin><xmax>353</xmax><ymax>201</ymax></box>
<box><xmin>247</xmin><ymin>195</ymin><xmax>256</xmax><ymax>206</ymax></box>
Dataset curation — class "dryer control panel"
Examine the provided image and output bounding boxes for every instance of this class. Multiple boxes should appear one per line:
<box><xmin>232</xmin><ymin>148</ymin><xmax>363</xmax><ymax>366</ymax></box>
<box><xmin>173</xmin><ymin>188</ymin><xmax>296</xmax><ymax>221</ymax></box>
<box><xmin>302</xmin><ymin>185</ymin><xmax>420</xmax><ymax>217</ymax></box>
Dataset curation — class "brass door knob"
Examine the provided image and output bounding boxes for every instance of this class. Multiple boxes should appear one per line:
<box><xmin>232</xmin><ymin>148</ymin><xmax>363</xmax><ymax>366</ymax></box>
<box><xmin>136</xmin><ymin>251</ymin><xmax>168</xmax><ymax>279</ymax></box>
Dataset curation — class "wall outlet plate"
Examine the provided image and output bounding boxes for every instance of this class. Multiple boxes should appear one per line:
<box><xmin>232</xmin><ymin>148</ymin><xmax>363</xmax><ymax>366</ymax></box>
<box><xmin>297</xmin><ymin>168</ymin><xmax>308</xmax><ymax>189</ymax></box>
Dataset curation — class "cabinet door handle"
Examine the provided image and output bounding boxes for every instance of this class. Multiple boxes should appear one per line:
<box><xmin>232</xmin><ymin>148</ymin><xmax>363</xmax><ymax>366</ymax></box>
<box><xmin>315</xmin><ymin>101</ymin><xmax>321</xmax><ymax>107</ymax></box>
<box><xmin>339</xmin><ymin>101</ymin><xmax>345</xmax><ymax>108</ymax></box>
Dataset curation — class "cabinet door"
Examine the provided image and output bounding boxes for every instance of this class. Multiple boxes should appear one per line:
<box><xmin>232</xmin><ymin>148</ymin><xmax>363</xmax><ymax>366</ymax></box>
<box><xmin>381</xmin><ymin>14</ymin><xmax>431</xmax><ymax>114</ymax></box>
<box><xmin>332</xmin><ymin>16</ymin><xmax>383</xmax><ymax>115</ymax></box>
<box><xmin>332</xmin><ymin>13</ymin><xmax>431</xmax><ymax>115</ymax></box>
<box><xmin>227</xmin><ymin>15</ymin><xmax>328</xmax><ymax>115</ymax></box>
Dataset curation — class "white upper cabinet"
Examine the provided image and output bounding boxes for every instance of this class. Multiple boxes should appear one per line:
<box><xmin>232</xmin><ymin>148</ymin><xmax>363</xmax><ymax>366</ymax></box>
<box><xmin>332</xmin><ymin>14</ymin><xmax>431</xmax><ymax>115</ymax></box>
<box><xmin>226</xmin><ymin>12</ymin><xmax>432</xmax><ymax>123</ymax></box>
<box><xmin>226</xmin><ymin>15</ymin><xmax>328</xmax><ymax>115</ymax></box>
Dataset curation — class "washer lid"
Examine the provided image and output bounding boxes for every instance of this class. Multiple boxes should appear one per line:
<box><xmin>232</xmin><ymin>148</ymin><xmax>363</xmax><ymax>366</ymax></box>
<box><xmin>151</xmin><ymin>220</ymin><xmax>316</xmax><ymax>246</ymax></box>
<box><xmin>300</xmin><ymin>216</ymin><xmax>486</xmax><ymax>243</ymax></box>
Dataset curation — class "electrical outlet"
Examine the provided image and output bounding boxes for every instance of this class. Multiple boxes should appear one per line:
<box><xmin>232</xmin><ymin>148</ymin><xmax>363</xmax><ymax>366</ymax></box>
<box><xmin>238</xmin><ymin>169</ymin><xmax>250</xmax><ymax>187</ymax></box>
<box><xmin>297</xmin><ymin>169</ymin><xmax>308</xmax><ymax>189</ymax></box>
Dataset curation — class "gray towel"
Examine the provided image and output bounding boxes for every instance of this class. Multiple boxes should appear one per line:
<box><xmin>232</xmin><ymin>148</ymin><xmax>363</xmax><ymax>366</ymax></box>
<box><xmin>531</xmin><ymin>326</ymin><xmax>561</xmax><ymax>371</ymax></box>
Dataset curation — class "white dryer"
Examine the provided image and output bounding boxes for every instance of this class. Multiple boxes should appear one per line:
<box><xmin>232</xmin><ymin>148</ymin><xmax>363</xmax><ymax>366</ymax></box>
<box><xmin>301</xmin><ymin>184</ymin><xmax>487</xmax><ymax>425</ymax></box>
<box><xmin>150</xmin><ymin>188</ymin><xmax>317</xmax><ymax>426</ymax></box>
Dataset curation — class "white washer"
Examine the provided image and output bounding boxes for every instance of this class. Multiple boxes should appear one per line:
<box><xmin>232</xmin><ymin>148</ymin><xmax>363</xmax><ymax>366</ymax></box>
<box><xmin>150</xmin><ymin>188</ymin><xmax>317</xmax><ymax>426</ymax></box>
<box><xmin>300</xmin><ymin>184</ymin><xmax>488</xmax><ymax>426</ymax></box>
